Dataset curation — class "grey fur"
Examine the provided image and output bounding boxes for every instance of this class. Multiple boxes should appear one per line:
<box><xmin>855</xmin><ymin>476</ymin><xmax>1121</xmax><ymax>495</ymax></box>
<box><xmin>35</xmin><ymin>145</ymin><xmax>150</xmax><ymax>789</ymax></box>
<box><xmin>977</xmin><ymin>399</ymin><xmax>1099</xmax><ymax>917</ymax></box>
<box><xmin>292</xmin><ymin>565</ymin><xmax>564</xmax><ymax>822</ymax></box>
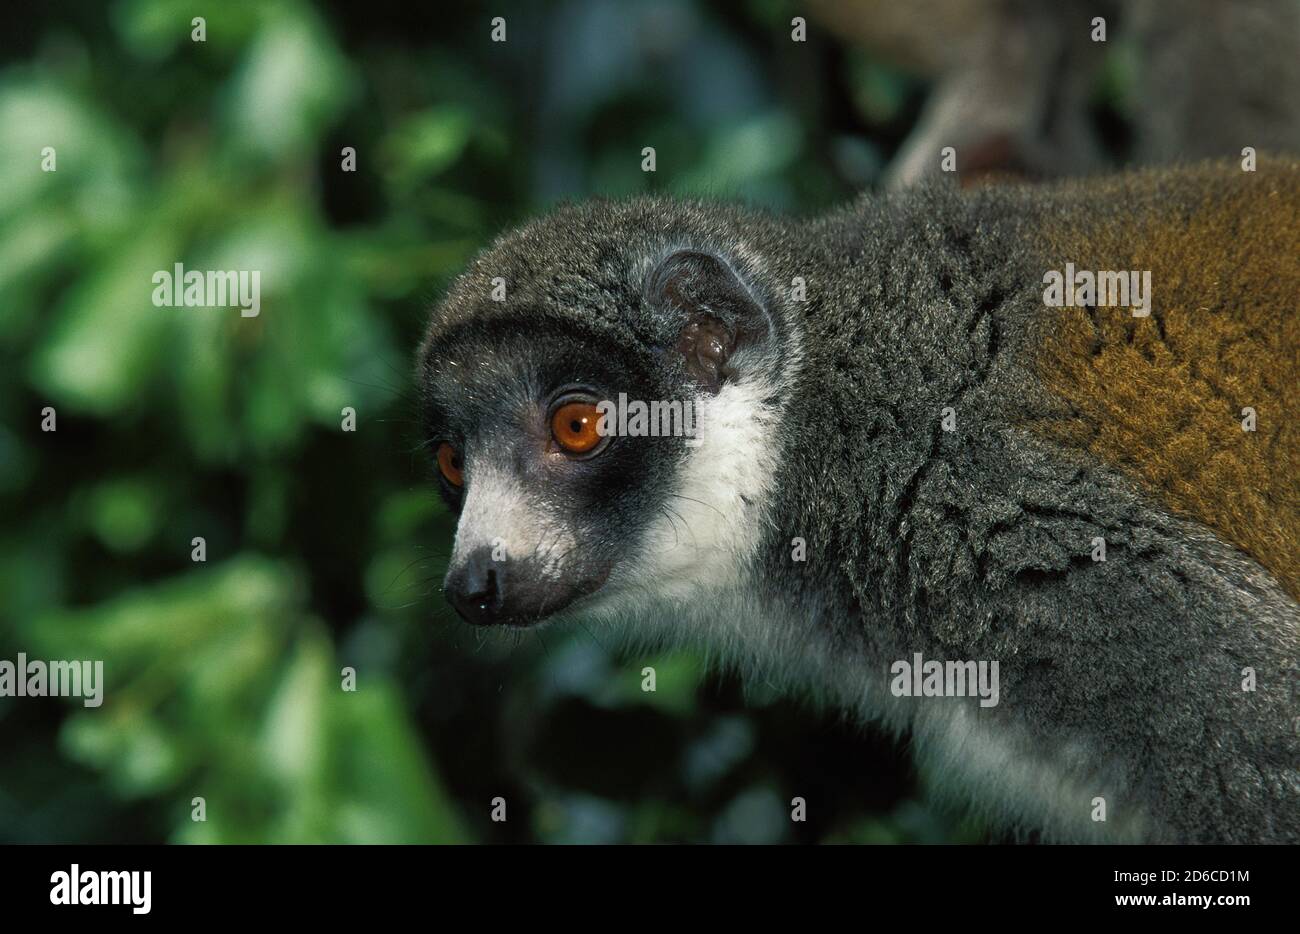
<box><xmin>419</xmin><ymin>171</ymin><xmax>1299</xmax><ymax>844</ymax></box>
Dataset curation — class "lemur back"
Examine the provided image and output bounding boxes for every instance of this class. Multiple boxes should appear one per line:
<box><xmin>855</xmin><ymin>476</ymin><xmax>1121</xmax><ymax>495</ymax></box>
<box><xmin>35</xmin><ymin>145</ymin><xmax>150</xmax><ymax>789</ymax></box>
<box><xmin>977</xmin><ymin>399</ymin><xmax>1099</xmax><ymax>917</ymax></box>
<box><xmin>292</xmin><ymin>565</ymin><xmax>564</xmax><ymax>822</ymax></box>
<box><xmin>769</xmin><ymin>162</ymin><xmax>1299</xmax><ymax>842</ymax></box>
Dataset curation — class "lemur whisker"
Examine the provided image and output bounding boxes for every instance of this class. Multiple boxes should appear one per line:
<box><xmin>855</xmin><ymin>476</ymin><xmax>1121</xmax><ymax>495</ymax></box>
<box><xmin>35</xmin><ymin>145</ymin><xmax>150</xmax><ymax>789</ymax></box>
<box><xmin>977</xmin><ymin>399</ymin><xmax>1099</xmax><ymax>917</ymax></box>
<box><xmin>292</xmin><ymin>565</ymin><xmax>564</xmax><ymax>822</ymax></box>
<box><xmin>668</xmin><ymin>493</ymin><xmax>726</xmax><ymax>519</ymax></box>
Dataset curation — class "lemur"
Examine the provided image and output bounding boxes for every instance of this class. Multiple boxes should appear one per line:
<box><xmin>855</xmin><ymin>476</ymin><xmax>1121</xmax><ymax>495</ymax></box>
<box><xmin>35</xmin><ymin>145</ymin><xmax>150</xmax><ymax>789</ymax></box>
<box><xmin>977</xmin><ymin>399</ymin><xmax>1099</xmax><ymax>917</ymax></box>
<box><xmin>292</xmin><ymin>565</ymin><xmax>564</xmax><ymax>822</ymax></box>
<box><xmin>417</xmin><ymin>160</ymin><xmax>1300</xmax><ymax>844</ymax></box>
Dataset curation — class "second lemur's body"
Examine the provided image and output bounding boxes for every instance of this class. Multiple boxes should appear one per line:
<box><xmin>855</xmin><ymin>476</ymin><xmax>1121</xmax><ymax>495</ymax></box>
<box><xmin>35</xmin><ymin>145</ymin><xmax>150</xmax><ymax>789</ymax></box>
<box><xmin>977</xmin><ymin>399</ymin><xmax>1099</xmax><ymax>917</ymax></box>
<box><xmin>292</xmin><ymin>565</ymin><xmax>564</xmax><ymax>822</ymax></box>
<box><xmin>421</xmin><ymin>161</ymin><xmax>1300</xmax><ymax>843</ymax></box>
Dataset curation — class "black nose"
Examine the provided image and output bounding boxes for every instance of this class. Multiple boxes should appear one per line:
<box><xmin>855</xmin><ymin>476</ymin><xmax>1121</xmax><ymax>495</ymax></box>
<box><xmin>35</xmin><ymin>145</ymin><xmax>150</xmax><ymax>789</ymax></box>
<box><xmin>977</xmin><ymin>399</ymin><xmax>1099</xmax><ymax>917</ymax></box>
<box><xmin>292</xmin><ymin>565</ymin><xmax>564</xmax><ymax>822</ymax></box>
<box><xmin>444</xmin><ymin>547</ymin><xmax>505</xmax><ymax>625</ymax></box>
<box><xmin>442</xmin><ymin>546</ymin><xmax>608</xmax><ymax>627</ymax></box>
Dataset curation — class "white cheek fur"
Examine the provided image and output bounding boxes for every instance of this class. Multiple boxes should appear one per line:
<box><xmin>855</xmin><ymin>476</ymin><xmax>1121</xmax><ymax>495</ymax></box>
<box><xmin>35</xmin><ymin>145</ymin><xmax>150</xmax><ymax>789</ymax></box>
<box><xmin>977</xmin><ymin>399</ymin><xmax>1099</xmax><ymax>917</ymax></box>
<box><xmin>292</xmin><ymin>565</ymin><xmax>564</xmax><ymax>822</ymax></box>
<box><xmin>603</xmin><ymin>373</ymin><xmax>781</xmax><ymax>607</ymax></box>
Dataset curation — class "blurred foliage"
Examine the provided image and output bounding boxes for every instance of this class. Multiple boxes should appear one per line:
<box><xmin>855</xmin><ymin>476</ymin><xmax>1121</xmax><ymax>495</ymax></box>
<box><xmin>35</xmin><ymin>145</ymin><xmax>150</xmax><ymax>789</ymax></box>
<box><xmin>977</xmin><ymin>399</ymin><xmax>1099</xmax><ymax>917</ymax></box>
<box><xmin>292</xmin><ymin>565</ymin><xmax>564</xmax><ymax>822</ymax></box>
<box><xmin>0</xmin><ymin>0</ymin><xmax>979</xmax><ymax>843</ymax></box>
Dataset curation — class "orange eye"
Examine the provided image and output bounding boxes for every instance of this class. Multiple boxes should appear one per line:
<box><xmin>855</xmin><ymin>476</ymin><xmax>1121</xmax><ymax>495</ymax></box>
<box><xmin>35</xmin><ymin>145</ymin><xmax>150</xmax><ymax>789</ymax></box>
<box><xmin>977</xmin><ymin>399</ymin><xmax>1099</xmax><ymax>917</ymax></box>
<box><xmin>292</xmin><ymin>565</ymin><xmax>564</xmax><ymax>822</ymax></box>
<box><xmin>436</xmin><ymin>442</ymin><xmax>464</xmax><ymax>487</ymax></box>
<box><xmin>551</xmin><ymin>401</ymin><xmax>604</xmax><ymax>454</ymax></box>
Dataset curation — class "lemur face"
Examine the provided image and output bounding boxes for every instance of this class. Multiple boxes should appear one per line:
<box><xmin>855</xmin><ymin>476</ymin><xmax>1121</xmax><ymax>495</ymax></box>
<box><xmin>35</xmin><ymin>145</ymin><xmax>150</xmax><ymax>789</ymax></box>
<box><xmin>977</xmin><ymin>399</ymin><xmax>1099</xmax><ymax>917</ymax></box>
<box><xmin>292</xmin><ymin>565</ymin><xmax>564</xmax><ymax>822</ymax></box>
<box><xmin>421</xmin><ymin>320</ymin><xmax>688</xmax><ymax>627</ymax></box>
<box><xmin>419</xmin><ymin>203</ymin><xmax>789</xmax><ymax>629</ymax></box>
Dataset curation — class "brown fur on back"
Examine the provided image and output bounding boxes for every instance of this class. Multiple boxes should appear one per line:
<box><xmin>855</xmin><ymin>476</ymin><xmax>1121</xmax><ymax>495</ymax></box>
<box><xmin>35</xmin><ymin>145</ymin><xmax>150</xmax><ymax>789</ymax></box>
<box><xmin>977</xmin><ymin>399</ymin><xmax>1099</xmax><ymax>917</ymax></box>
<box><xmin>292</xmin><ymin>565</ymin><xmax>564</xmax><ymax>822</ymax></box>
<box><xmin>1025</xmin><ymin>161</ymin><xmax>1300</xmax><ymax>598</ymax></box>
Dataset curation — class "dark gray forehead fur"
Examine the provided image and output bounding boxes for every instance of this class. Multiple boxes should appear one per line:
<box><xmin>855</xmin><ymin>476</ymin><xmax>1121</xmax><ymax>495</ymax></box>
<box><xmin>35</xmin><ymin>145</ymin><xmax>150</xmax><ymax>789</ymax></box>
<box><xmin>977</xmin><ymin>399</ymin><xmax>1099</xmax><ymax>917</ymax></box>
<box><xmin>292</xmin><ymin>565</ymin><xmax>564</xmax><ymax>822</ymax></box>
<box><xmin>420</xmin><ymin>196</ymin><xmax>797</xmax><ymax>367</ymax></box>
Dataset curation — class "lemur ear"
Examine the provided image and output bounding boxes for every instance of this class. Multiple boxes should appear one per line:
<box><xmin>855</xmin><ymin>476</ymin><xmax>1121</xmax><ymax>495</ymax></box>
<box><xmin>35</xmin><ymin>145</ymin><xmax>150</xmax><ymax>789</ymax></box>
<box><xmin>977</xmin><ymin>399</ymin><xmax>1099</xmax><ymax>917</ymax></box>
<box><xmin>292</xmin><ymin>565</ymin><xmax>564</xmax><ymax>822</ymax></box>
<box><xmin>646</xmin><ymin>250</ymin><xmax>772</xmax><ymax>394</ymax></box>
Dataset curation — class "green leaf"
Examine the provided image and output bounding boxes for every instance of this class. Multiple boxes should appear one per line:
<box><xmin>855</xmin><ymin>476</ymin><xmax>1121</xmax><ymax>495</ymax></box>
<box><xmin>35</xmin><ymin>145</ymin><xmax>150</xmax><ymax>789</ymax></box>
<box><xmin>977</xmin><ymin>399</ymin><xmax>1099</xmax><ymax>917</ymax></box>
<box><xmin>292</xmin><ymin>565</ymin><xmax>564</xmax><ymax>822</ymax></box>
<box><xmin>220</xmin><ymin>11</ymin><xmax>354</xmax><ymax>161</ymax></box>
<box><xmin>30</xmin><ymin>231</ymin><xmax>178</xmax><ymax>413</ymax></box>
<box><xmin>383</xmin><ymin>107</ymin><xmax>474</xmax><ymax>194</ymax></box>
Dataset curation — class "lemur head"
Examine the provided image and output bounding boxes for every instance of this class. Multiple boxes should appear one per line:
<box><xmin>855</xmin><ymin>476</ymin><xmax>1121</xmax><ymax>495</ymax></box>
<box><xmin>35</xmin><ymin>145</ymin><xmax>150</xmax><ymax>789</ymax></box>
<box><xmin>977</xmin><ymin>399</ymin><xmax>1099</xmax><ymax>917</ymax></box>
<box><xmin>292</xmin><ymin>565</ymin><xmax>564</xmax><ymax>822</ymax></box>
<box><xmin>418</xmin><ymin>198</ymin><xmax>800</xmax><ymax>629</ymax></box>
